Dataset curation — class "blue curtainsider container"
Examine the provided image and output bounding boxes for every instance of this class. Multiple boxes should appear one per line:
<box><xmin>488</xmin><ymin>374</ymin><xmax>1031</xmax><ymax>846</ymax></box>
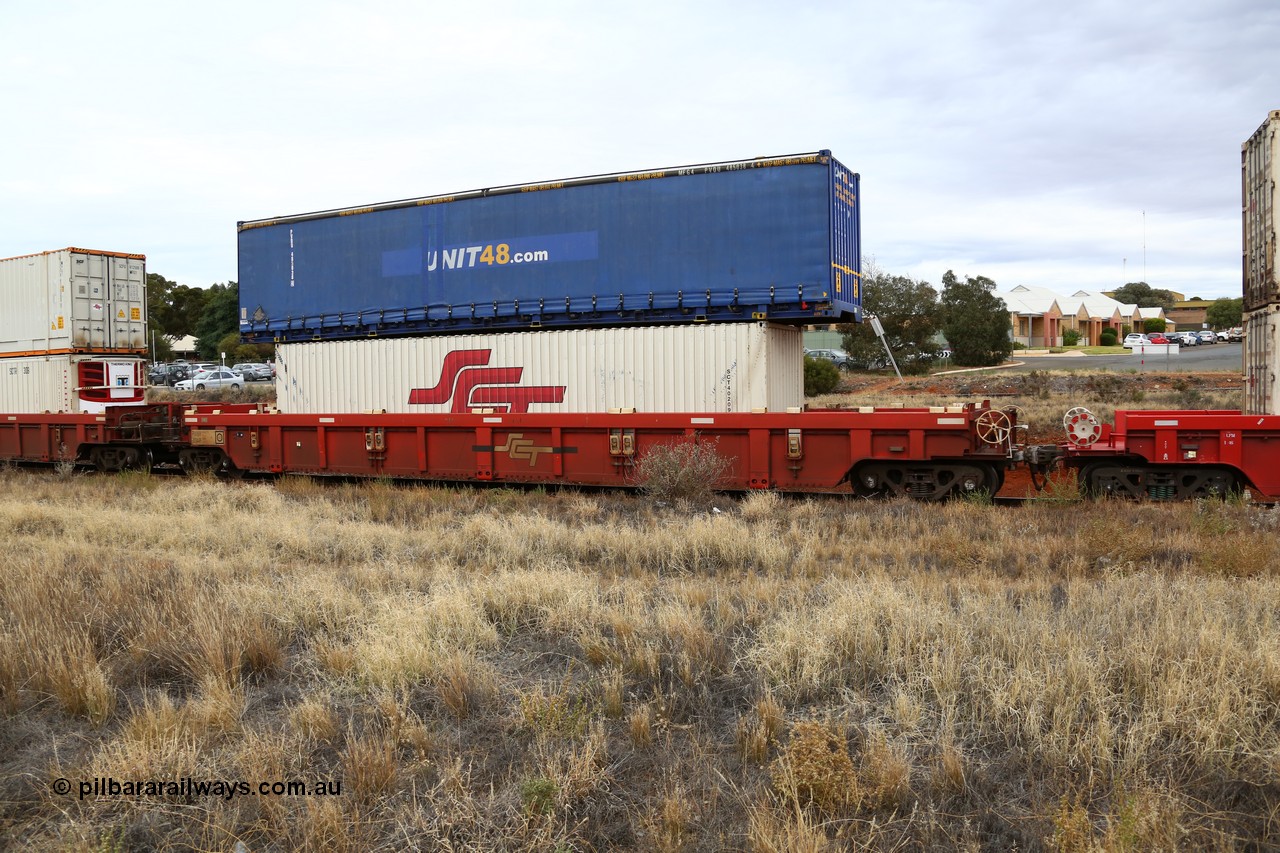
<box><xmin>238</xmin><ymin>151</ymin><xmax>860</xmax><ymax>343</ymax></box>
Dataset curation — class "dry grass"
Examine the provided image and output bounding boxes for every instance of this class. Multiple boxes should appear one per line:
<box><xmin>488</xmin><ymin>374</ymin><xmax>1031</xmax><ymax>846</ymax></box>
<box><xmin>0</xmin><ymin>405</ymin><xmax>1278</xmax><ymax>848</ymax></box>
<box><xmin>146</xmin><ymin>384</ymin><xmax>275</xmax><ymax>406</ymax></box>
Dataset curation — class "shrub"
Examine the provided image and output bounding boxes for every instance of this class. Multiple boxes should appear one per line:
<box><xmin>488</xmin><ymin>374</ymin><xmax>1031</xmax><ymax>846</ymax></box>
<box><xmin>1022</xmin><ymin>370</ymin><xmax>1052</xmax><ymax>399</ymax></box>
<box><xmin>770</xmin><ymin>721</ymin><xmax>857</xmax><ymax>814</ymax></box>
<box><xmin>1086</xmin><ymin>372</ymin><xmax>1124</xmax><ymax>403</ymax></box>
<box><xmin>1062</xmin><ymin>329</ymin><xmax>1081</xmax><ymax>346</ymax></box>
<box><xmin>1173</xmin><ymin>378</ymin><xmax>1204</xmax><ymax>410</ymax></box>
<box><xmin>803</xmin><ymin>357</ymin><xmax>840</xmax><ymax>396</ymax></box>
<box><xmin>520</xmin><ymin>776</ymin><xmax>559</xmax><ymax>816</ymax></box>
<box><xmin>1099</xmin><ymin>329</ymin><xmax>1118</xmax><ymax>346</ymax></box>
<box><xmin>634</xmin><ymin>439</ymin><xmax>734</xmax><ymax>504</ymax></box>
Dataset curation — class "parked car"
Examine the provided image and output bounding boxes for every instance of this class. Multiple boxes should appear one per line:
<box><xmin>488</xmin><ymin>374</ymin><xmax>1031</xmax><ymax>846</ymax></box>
<box><xmin>1176</xmin><ymin>332</ymin><xmax>1199</xmax><ymax>346</ymax></box>
<box><xmin>1147</xmin><ymin>334</ymin><xmax>1170</xmax><ymax>345</ymax></box>
<box><xmin>1226</xmin><ymin>327</ymin><xmax>1244</xmax><ymax>342</ymax></box>
<box><xmin>804</xmin><ymin>348</ymin><xmax>854</xmax><ymax>370</ymax></box>
<box><xmin>1197</xmin><ymin>330</ymin><xmax>1217</xmax><ymax>345</ymax></box>
<box><xmin>173</xmin><ymin>368</ymin><xmax>245</xmax><ymax>391</ymax></box>
<box><xmin>1122</xmin><ymin>333</ymin><xmax>1148</xmax><ymax>348</ymax></box>
<box><xmin>149</xmin><ymin>363</ymin><xmax>191</xmax><ymax>386</ymax></box>
<box><xmin>232</xmin><ymin>362</ymin><xmax>273</xmax><ymax>381</ymax></box>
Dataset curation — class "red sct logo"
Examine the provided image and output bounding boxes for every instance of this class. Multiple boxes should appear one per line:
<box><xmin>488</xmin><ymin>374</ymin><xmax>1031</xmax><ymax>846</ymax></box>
<box><xmin>407</xmin><ymin>350</ymin><xmax>566</xmax><ymax>413</ymax></box>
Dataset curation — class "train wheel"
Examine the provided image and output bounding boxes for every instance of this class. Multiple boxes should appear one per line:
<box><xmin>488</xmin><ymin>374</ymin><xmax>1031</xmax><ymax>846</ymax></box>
<box><xmin>1079</xmin><ymin>463</ymin><xmax>1241</xmax><ymax>501</ymax></box>
<box><xmin>850</xmin><ymin>466</ymin><xmax>888</xmax><ymax>498</ymax></box>
<box><xmin>179</xmin><ymin>448</ymin><xmax>226</xmax><ymax>475</ymax></box>
<box><xmin>1080</xmin><ymin>464</ymin><xmax>1147</xmax><ymax>499</ymax></box>
<box><xmin>986</xmin><ymin>465</ymin><xmax>1006</xmax><ymax>495</ymax></box>
<box><xmin>180</xmin><ymin>448</ymin><xmax>244</xmax><ymax>479</ymax></box>
<box><xmin>947</xmin><ymin>463</ymin><xmax>1000</xmax><ymax>499</ymax></box>
<box><xmin>851</xmin><ymin>461</ymin><xmax>999</xmax><ymax>501</ymax></box>
<box><xmin>89</xmin><ymin>446</ymin><xmax>145</xmax><ymax>473</ymax></box>
<box><xmin>1171</xmin><ymin>466</ymin><xmax>1241</xmax><ymax>500</ymax></box>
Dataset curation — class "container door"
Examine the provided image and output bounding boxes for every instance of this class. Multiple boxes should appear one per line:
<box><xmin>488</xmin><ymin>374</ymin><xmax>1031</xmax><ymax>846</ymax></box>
<box><xmin>69</xmin><ymin>252</ymin><xmax>109</xmax><ymax>348</ymax></box>
<box><xmin>108</xmin><ymin>255</ymin><xmax>147</xmax><ymax>350</ymax></box>
<box><xmin>828</xmin><ymin>157</ymin><xmax>862</xmax><ymax>320</ymax></box>
<box><xmin>1242</xmin><ymin>113</ymin><xmax>1280</xmax><ymax>312</ymax></box>
<box><xmin>1244</xmin><ymin>307</ymin><xmax>1278</xmax><ymax>416</ymax></box>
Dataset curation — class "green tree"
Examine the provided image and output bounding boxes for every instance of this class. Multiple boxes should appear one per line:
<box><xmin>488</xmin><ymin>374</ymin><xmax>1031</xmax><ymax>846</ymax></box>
<box><xmin>146</xmin><ymin>273</ymin><xmax>215</xmax><ymax>359</ymax></box>
<box><xmin>195</xmin><ymin>282</ymin><xmax>240</xmax><ymax>359</ymax></box>
<box><xmin>217</xmin><ymin>332</ymin><xmax>243</xmax><ymax>363</ymax></box>
<box><xmin>150</xmin><ymin>334</ymin><xmax>175</xmax><ymax>362</ymax></box>
<box><xmin>234</xmin><ymin>343</ymin><xmax>272</xmax><ymax>363</ymax></box>
<box><xmin>838</xmin><ymin>262</ymin><xmax>940</xmax><ymax>374</ymax></box>
<box><xmin>1112</xmin><ymin>281</ymin><xmax>1176</xmax><ymax>310</ymax></box>
<box><xmin>1143</xmin><ymin>317</ymin><xmax>1167</xmax><ymax>334</ymax></box>
<box><xmin>212</xmin><ymin>333</ymin><xmax>273</xmax><ymax>365</ymax></box>
<box><xmin>144</xmin><ymin>274</ymin><xmax>177</xmax><ymax>360</ymax></box>
<box><xmin>147</xmin><ymin>273</ymin><xmax>208</xmax><ymax>339</ymax></box>
<box><xmin>167</xmin><ymin>285</ymin><xmax>210</xmax><ymax>337</ymax></box>
<box><xmin>1205</xmin><ymin>297</ymin><xmax>1243</xmax><ymax>329</ymax></box>
<box><xmin>939</xmin><ymin>271</ymin><xmax>1013</xmax><ymax>367</ymax></box>
<box><xmin>146</xmin><ymin>273</ymin><xmax>175</xmax><ymax>334</ymax></box>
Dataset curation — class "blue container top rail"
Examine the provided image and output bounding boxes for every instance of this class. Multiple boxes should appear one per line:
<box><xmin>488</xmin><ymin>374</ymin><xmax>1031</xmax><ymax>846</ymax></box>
<box><xmin>238</xmin><ymin>151</ymin><xmax>861</xmax><ymax>343</ymax></box>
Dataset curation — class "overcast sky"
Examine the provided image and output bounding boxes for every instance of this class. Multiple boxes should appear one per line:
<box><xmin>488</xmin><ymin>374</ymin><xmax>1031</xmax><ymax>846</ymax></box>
<box><xmin>3</xmin><ymin>0</ymin><xmax>1277</xmax><ymax>301</ymax></box>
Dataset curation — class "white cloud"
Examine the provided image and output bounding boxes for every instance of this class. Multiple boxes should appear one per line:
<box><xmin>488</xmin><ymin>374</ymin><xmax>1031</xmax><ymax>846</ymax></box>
<box><xmin>1</xmin><ymin>0</ymin><xmax>1276</xmax><ymax>299</ymax></box>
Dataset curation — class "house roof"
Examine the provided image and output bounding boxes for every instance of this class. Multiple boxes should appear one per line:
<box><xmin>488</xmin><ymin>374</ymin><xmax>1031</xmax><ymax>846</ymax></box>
<box><xmin>1000</xmin><ymin>285</ymin><xmax>1062</xmax><ymax>315</ymax></box>
<box><xmin>1003</xmin><ymin>285</ymin><xmax>1171</xmax><ymax>321</ymax></box>
<box><xmin>1067</xmin><ymin>289</ymin><xmax>1142</xmax><ymax>318</ymax></box>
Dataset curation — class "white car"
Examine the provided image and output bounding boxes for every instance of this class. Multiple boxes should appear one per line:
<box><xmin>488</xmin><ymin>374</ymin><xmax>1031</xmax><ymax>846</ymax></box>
<box><xmin>1177</xmin><ymin>332</ymin><xmax>1199</xmax><ymax>346</ymax></box>
<box><xmin>231</xmin><ymin>362</ymin><xmax>273</xmax><ymax>381</ymax></box>
<box><xmin>804</xmin><ymin>348</ymin><xmax>853</xmax><ymax>370</ymax></box>
<box><xmin>1122</xmin><ymin>333</ymin><xmax>1148</xmax><ymax>348</ymax></box>
<box><xmin>173</xmin><ymin>368</ymin><xmax>245</xmax><ymax>391</ymax></box>
<box><xmin>1196</xmin><ymin>330</ymin><xmax>1217</xmax><ymax>345</ymax></box>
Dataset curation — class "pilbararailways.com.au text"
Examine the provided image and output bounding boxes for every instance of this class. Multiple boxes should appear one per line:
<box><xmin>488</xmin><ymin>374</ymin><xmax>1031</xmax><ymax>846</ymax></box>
<box><xmin>52</xmin><ymin>776</ymin><xmax>342</xmax><ymax>801</ymax></box>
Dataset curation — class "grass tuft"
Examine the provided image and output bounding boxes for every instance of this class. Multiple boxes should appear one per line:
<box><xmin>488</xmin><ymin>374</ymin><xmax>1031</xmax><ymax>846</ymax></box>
<box><xmin>633</xmin><ymin>438</ymin><xmax>734</xmax><ymax>506</ymax></box>
<box><xmin>770</xmin><ymin>721</ymin><xmax>858</xmax><ymax>815</ymax></box>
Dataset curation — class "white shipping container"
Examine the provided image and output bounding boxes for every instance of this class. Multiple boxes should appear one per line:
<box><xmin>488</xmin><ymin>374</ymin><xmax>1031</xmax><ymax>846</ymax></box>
<box><xmin>275</xmin><ymin>323</ymin><xmax>803</xmax><ymax>415</ymax></box>
<box><xmin>0</xmin><ymin>248</ymin><xmax>147</xmax><ymax>356</ymax></box>
<box><xmin>1243</xmin><ymin>305</ymin><xmax>1279</xmax><ymax>416</ymax></box>
<box><xmin>0</xmin><ymin>354</ymin><xmax>145</xmax><ymax>414</ymax></box>
<box><xmin>1242</xmin><ymin>110</ymin><xmax>1280</xmax><ymax>312</ymax></box>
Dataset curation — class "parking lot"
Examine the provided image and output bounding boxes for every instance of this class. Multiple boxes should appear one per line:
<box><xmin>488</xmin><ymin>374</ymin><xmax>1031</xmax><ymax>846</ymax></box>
<box><xmin>148</xmin><ymin>362</ymin><xmax>275</xmax><ymax>386</ymax></box>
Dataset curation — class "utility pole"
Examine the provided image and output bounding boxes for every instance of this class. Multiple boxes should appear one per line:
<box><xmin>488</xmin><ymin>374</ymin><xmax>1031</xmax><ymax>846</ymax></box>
<box><xmin>866</xmin><ymin>312</ymin><xmax>903</xmax><ymax>383</ymax></box>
